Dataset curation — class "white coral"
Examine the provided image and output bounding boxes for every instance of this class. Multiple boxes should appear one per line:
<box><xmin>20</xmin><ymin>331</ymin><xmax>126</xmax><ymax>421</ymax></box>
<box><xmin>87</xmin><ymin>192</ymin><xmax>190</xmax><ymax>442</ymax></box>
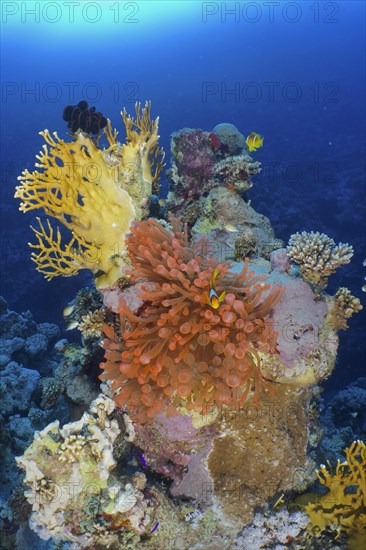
<box><xmin>16</xmin><ymin>393</ymin><xmax>154</xmax><ymax>548</ymax></box>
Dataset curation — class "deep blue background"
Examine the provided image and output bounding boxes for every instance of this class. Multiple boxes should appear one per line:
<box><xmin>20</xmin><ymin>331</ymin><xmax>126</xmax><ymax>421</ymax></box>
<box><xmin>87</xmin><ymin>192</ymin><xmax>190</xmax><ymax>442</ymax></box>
<box><xmin>1</xmin><ymin>1</ymin><xmax>365</xmax><ymax>391</ymax></box>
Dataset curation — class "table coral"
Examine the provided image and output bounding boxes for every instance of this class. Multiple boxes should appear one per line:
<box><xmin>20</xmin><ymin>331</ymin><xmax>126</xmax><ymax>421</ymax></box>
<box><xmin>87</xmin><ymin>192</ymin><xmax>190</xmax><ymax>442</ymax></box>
<box><xmin>99</xmin><ymin>218</ymin><xmax>284</xmax><ymax>424</ymax></box>
<box><xmin>306</xmin><ymin>440</ymin><xmax>366</xmax><ymax>548</ymax></box>
<box><xmin>15</xmin><ymin>102</ymin><xmax>164</xmax><ymax>288</ymax></box>
<box><xmin>287</xmin><ymin>231</ymin><xmax>354</xmax><ymax>288</ymax></box>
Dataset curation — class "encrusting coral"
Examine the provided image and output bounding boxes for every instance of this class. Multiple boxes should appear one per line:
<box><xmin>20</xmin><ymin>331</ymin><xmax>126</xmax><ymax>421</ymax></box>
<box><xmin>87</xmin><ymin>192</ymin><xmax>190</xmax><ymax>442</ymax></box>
<box><xmin>306</xmin><ymin>440</ymin><xmax>366</xmax><ymax>549</ymax></box>
<box><xmin>99</xmin><ymin>217</ymin><xmax>285</xmax><ymax>424</ymax></box>
<box><xmin>15</xmin><ymin>102</ymin><xmax>164</xmax><ymax>288</ymax></box>
<box><xmin>287</xmin><ymin>231</ymin><xmax>354</xmax><ymax>288</ymax></box>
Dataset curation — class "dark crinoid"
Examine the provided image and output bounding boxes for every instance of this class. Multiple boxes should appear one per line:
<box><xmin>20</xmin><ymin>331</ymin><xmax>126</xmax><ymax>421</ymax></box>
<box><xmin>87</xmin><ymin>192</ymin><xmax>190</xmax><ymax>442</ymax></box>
<box><xmin>63</xmin><ymin>100</ymin><xmax>108</xmax><ymax>135</ymax></box>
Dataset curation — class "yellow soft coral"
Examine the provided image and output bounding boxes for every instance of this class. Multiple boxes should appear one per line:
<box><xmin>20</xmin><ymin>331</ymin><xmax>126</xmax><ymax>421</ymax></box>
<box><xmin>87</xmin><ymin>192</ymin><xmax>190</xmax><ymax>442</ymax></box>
<box><xmin>306</xmin><ymin>440</ymin><xmax>366</xmax><ymax>549</ymax></box>
<box><xmin>15</xmin><ymin>102</ymin><xmax>164</xmax><ymax>288</ymax></box>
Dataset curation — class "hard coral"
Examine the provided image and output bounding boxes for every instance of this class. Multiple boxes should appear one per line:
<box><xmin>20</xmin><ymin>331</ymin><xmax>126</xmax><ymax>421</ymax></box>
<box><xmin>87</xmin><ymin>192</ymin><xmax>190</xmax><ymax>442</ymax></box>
<box><xmin>100</xmin><ymin>218</ymin><xmax>285</xmax><ymax>423</ymax></box>
<box><xmin>16</xmin><ymin>394</ymin><xmax>158</xmax><ymax>548</ymax></box>
<box><xmin>15</xmin><ymin>102</ymin><xmax>164</xmax><ymax>288</ymax></box>
<box><xmin>287</xmin><ymin>231</ymin><xmax>354</xmax><ymax>288</ymax></box>
<box><xmin>327</xmin><ymin>288</ymin><xmax>363</xmax><ymax>331</ymax></box>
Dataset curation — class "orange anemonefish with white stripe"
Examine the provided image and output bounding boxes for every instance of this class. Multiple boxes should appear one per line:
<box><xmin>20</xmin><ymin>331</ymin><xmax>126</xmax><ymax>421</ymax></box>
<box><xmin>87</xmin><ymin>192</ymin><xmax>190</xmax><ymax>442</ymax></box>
<box><xmin>246</xmin><ymin>132</ymin><xmax>264</xmax><ymax>152</ymax></box>
<box><xmin>204</xmin><ymin>269</ymin><xmax>226</xmax><ymax>309</ymax></box>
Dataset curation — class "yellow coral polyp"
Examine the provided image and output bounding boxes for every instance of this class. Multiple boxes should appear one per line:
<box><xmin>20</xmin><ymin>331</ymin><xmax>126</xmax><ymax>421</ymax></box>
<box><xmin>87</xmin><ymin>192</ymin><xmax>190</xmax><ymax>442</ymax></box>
<box><xmin>306</xmin><ymin>440</ymin><xmax>366</xmax><ymax>548</ymax></box>
<box><xmin>15</xmin><ymin>102</ymin><xmax>164</xmax><ymax>288</ymax></box>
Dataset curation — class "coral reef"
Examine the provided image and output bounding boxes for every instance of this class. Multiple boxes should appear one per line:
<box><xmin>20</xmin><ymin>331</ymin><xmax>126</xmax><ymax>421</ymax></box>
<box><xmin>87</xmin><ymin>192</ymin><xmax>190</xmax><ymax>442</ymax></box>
<box><xmin>0</xmin><ymin>298</ymin><xmax>73</xmax><ymax>550</ymax></box>
<box><xmin>52</xmin><ymin>339</ymin><xmax>99</xmax><ymax>406</ymax></box>
<box><xmin>306</xmin><ymin>440</ymin><xmax>366</xmax><ymax>548</ymax></box>
<box><xmin>0</xmin><ymin>299</ymin><xmax>60</xmax><ymax>376</ymax></box>
<box><xmin>134</xmin><ymin>384</ymin><xmax>320</xmax><ymax>526</ymax></box>
<box><xmin>100</xmin><ymin>217</ymin><xmax>285</xmax><ymax>424</ymax></box>
<box><xmin>77</xmin><ymin>308</ymin><xmax>109</xmax><ymax>339</ymax></box>
<box><xmin>63</xmin><ymin>287</ymin><xmax>104</xmax><ymax>329</ymax></box>
<box><xmin>17</xmin><ymin>394</ymin><xmax>159</xmax><ymax>548</ymax></box>
<box><xmin>97</xmin><ymin>221</ymin><xmax>346</xmax><ymax>525</ymax></box>
<box><xmin>287</xmin><ymin>231</ymin><xmax>354</xmax><ymax>288</ymax></box>
<box><xmin>166</xmin><ymin>125</ymin><xmax>283</xmax><ymax>260</ymax></box>
<box><xmin>166</xmin><ymin>128</ymin><xmax>217</xmax><ymax>223</ymax></box>
<box><xmin>10</xmin><ymin>108</ymin><xmax>364</xmax><ymax>549</ymax></box>
<box><xmin>15</xmin><ymin>102</ymin><xmax>164</xmax><ymax>288</ymax></box>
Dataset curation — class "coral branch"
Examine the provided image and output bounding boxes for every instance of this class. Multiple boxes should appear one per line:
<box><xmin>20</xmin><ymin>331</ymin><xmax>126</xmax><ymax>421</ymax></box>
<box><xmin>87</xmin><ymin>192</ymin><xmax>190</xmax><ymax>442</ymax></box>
<box><xmin>287</xmin><ymin>231</ymin><xmax>353</xmax><ymax>288</ymax></box>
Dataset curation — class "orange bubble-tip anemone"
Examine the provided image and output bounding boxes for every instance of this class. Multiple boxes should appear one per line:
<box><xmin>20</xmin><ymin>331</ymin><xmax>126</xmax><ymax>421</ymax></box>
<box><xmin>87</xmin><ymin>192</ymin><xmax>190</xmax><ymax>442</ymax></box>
<box><xmin>100</xmin><ymin>218</ymin><xmax>284</xmax><ymax>423</ymax></box>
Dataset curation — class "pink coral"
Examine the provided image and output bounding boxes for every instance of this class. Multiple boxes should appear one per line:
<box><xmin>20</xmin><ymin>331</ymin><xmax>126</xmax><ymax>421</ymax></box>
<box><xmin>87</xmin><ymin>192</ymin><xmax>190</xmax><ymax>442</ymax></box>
<box><xmin>100</xmin><ymin>219</ymin><xmax>284</xmax><ymax>423</ymax></box>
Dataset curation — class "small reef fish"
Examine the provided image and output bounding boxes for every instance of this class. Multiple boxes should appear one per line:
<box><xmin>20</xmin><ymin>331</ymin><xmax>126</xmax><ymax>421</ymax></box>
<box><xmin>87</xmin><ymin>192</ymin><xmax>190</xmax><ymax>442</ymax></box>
<box><xmin>137</xmin><ymin>454</ymin><xmax>147</xmax><ymax>468</ymax></box>
<box><xmin>205</xmin><ymin>269</ymin><xmax>226</xmax><ymax>309</ymax></box>
<box><xmin>66</xmin><ymin>321</ymin><xmax>79</xmax><ymax>331</ymax></box>
<box><xmin>246</xmin><ymin>132</ymin><xmax>264</xmax><ymax>152</ymax></box>
<box><xmin>224</xmin><ymin>224</ymin><xmax>239</xmax><ymax>233</ymax></box>
<box><xmin>209</xmin><ymin>132</ymin><xmax>221</xmax><ymax>150</ymax></box>
<box><xmin>150</xmin><ymin>522</ymin><xmax>159</xmax><ymax>534</ymax></box>
<box><xmin>63</xmin><ymin>303</ymin><xmax>75</xmax><ymax>317</ymax></box>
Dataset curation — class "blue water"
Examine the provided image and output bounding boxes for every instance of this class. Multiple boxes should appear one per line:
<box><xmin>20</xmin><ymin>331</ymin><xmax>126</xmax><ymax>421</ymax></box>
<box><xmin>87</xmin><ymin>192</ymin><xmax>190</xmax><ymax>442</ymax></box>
<box><xmin>1</xmin><ymin>0</ymin><xmax>365</xmax><ymax>390</ymax></box>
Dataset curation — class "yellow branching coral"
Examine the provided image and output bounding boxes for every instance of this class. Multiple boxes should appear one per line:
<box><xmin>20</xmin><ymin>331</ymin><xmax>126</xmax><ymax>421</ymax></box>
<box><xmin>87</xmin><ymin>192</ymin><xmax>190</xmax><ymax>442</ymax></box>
<box><xmin>306</xmin><ymin>440</ymin><xmax>366</xmax><ymax>548</ymax></box>
<box><xmin>327</xmin><ymin>287</ymin><xmax>363</xmax><ymax>331</ymax></box>
<box><xmin>15</xmin><ymin>102</ymin><xmax>164</xmax><ymax>288</ymax></box>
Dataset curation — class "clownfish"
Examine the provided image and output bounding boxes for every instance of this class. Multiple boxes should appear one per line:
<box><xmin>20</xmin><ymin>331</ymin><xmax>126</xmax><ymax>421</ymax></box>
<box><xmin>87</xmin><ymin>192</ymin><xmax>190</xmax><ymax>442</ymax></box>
<box><xmin>246</xmin><ymin>132</ymin><xmax>264</xmax><ymax>152</ymax></box>
<box><xmin>205</xmin><ymin>269</ymin><xmax>226</xmax><ymax>309</ymax></box>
